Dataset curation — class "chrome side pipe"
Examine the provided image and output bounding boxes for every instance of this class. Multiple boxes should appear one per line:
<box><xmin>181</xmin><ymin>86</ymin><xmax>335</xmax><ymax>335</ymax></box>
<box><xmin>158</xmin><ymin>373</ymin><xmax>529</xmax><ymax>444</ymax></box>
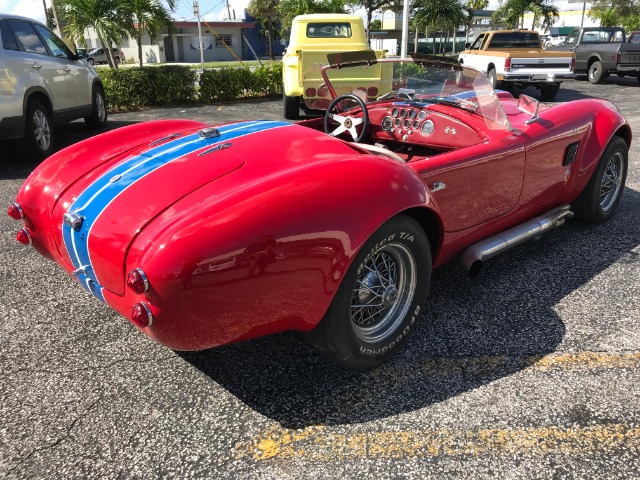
<box><xmin>461</xmin><ymin>204</ymin><xmax>574</xmax><ymax>277</ymax></box>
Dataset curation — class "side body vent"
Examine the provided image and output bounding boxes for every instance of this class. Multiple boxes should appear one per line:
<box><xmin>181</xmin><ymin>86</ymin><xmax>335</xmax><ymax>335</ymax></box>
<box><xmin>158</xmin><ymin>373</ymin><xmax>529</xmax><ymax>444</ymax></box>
<box><xmin>563</xmin><ymin>141</ymin><xmax>580</xmax><ymax>166</ymax></box>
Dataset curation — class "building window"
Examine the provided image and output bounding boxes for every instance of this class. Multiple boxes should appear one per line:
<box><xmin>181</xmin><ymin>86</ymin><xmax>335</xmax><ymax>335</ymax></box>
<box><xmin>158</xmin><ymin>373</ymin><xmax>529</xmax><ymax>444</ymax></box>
<box><xmin>216</xmin><ymin>34</ymin><xmax>231</xmax><ymax>47</ymax></box>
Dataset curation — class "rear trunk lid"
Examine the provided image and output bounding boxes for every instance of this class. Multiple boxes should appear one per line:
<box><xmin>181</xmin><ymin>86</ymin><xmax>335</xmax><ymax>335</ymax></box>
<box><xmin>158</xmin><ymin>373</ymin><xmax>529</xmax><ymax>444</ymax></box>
<box><xmin>51</xmin><ymin>120</ymin><xmax>292</xmax><ymax>296</ymax></box>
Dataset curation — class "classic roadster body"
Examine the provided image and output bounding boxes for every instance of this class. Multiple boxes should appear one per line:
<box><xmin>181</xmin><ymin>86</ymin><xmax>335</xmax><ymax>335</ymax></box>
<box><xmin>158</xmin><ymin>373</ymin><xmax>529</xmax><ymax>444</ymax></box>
<box><xmin>9</xmin><ymin>57</ymin><xmax>630</xmax><ymax>369</ymax></box>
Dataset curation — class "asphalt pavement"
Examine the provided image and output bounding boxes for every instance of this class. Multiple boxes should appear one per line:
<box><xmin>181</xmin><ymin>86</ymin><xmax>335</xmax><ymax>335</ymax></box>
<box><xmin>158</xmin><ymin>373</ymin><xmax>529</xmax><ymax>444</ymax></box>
<box><xmin>1</xmin><ymin>76</ymin><xmax>639</xmax><ymax>479</ymax></box>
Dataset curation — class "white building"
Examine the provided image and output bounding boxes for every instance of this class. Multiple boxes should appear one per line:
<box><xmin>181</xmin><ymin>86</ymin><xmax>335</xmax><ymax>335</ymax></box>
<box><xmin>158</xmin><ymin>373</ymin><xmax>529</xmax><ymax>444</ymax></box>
<box><xmin>83</xmin><ymin>20</ymin><xmax>257</xmax><ymax>64</ymax></box>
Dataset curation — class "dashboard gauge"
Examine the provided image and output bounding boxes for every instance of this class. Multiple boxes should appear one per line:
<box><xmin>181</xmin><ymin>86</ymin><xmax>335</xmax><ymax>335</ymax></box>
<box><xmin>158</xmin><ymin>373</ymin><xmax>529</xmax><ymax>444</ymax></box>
<box><xmin>391</xmin><ymin>108</ymin><xmax>399</xmax><ymax>118</ymax></box>
<box><xmin>394</xmin><ymin>118</ymin><xmax>402</xmax><ymax>127</ymax></box>
<box><xmin>381</xmin><ymin>116</ymin><xmax>393</xmax><ymax>131</ymax></box>
<box><xmin>418</xmin><ymin>111</ymin><xmax>427</xmax><ymax>120</ymax></box>
<box><xmin>403</xmin><ymin>119</ymin><xmax>411</xmax><ymax>128</ymax></box>
<box><xmin>421</xmin><ymin>119</ymin><xmax>435</xmax><ymax>135</ymax></box>
<box><xmin>400</xmin><ymin>110</ymin><xmax>408</xmax><ymax>118</ymax></box>
<box><xmin>409</xmin><ymin>110</ymin><xmax>417</xmax><ymax>119</ymax></box>
<box><xmin>412</xmin><ymin>120</ymin><xmax>420</xmax><ymax>129</ymax></box>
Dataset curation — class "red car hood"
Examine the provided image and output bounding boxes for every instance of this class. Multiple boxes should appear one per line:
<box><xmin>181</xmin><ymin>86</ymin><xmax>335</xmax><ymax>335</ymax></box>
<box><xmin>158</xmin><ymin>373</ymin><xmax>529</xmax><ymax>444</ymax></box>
<box><xmin>47</xmin><ymin>120</ymin><xmax>294</xmax><ymax>296</ymax></box>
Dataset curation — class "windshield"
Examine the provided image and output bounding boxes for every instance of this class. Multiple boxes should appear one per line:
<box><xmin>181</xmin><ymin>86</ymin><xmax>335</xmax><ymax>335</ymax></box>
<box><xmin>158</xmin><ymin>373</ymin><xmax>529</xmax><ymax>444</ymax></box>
<box><xmin>322</xmin><ymin>57</ymin><xmax>511</xmax><ymax>131</ymax></box>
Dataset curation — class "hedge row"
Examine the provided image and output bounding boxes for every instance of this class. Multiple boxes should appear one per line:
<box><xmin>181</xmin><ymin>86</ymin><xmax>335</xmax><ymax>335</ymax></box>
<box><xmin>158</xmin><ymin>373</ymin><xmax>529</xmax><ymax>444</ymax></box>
<box><xmin>100</xmin><ymin>63</ymin><xmax>283</xmax><ymax>112</ymax></box>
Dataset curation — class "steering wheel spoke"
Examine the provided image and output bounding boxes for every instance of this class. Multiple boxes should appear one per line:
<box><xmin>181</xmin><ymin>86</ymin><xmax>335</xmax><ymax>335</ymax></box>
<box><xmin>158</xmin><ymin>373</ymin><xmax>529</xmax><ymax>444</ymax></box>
<box><xmin>324</xmin><ymin>94</ymin><xmax>370</xmax><ymax>143</ymax></box>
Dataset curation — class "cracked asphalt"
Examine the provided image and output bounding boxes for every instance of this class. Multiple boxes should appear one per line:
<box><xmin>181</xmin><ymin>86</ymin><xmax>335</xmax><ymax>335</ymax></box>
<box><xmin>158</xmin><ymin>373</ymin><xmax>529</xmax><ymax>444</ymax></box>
<box><xmin>1</xmin><ymin>76</ymin><xmax>639</xmax><ymax>479</ymax></box>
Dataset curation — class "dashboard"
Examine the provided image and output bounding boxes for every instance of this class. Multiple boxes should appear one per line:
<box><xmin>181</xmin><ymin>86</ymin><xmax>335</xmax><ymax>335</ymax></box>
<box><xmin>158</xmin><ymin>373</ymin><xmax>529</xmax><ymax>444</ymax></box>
<box><xmin>367</xmin><ymin>103</ymin><xmax>487</xmax><ymax>151</ymax></box>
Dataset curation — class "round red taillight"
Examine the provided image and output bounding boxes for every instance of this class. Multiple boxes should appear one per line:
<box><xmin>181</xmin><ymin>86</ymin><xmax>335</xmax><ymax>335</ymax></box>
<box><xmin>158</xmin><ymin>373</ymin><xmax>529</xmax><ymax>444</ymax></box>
<box><xmin>317</xmin><ymin>86</ymin><xmax>328</xmax><ymax>97</ymax></box>
<box><xmin>305</xmin><ymin>87</ymin><xmax>316</xmax><ymax>97</ymax></box>
<box><xmin>16</xmin><ymin>228</ymin><xmax>32</xmax><ymax>245</ymax></box>
<box><xmin>7</xmin><ymin>202</ymin><xmax>24</xmax><ymax>221</ymax></box>
<box><xmin>367</xmin><ymin>86</ymin><xmax>378</xmax><ymax>97</ymax></box>
<box><xmin>126</xmin><ymin>268</ymin><xmax>149</xmax><ymax>294</ymax></box>
<box><xmin>131</xmin><ymin>302</ymin><xmax>153</xmax><ymax>328</ymax></box>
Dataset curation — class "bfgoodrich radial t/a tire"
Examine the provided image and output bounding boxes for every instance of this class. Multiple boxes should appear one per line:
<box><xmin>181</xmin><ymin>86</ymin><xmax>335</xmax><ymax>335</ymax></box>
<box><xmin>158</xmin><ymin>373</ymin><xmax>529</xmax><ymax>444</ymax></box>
<box><xmin>572</xmin><ymin>136</ymin><xmax>628</xmax><ymax>223</ymax></box>
<box><xmin>304</xmin><ymin>215</ymin><xmax>431</xmax><ymax>369</ymax></box>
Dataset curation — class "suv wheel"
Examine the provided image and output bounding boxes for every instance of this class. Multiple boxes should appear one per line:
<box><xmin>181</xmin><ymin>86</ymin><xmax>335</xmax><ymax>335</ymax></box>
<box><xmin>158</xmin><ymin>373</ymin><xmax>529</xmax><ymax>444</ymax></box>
<box><xmin>84</xmin><ymin>86</ymin><xmax>108</xmax><ymax>129</ymax></box>
<box><xmin>21</xmin><ymin>99</ymin><xmax>54</xmax><ymax>159</ymax></box>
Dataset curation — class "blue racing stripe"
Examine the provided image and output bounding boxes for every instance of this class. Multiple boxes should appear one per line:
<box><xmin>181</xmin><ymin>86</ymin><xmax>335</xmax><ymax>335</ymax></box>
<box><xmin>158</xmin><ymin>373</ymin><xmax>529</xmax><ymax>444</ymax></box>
<box><xmin>61</xmin><ymin>120</ymin><xmax>291</xmax><ymax>299</ymax></box>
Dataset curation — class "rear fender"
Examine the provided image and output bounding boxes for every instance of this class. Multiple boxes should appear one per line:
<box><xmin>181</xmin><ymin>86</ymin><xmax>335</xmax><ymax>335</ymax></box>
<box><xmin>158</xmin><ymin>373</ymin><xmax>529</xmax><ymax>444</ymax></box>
<box><xmin>127</xmin><ymin>153</ymin><xmax>435</xmax><ymax>350</ymax></box>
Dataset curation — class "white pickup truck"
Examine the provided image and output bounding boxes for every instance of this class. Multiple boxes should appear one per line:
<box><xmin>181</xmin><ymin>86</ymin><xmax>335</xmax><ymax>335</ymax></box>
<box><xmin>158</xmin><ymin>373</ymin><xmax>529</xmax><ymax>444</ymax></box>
<box><xmin>459</xmin><ymin>30</ymin><xmax>576</xmax><ymax>99</ymax></box>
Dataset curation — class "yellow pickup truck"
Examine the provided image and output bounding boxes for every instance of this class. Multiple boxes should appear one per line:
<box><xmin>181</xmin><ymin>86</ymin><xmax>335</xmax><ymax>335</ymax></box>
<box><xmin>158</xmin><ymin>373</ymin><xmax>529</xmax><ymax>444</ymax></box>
<box><xmin>282</xmin><ymin>14</ymin><xmax>385</xmax><ymax>119</ymax></box>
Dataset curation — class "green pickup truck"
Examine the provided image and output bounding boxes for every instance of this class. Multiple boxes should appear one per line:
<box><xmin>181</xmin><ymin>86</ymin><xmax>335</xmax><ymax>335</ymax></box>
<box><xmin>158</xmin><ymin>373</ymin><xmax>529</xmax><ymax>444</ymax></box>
<box><xmin>282</xmin><ymin>14</ymin><xmax>386</xmax><ymax>119</ymax></box>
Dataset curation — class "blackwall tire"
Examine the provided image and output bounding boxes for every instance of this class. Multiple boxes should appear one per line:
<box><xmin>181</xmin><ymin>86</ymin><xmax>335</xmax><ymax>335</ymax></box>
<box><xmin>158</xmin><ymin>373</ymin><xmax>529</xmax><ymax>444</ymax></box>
<box><xmin>588</xmin><ymin>61</ymin><xmax>605</xmax><ymax>84</ymax></box>
<box><xmin>572</xmin><ymin>136</ymin><xmax>628</xmax><ymax>224</ymax></box>
<box><xmin>304</xmin><ymin>215</ymin><xmax>431</xmax><ymax>369</ymax></box>
<box><xmin>283</xmin><ymin>91</ymin><xmax>300</xmax><ymax>120</ymax></box>
<box><xmin>540</xmin><ymin>83</ymin><xmax>560</xmax><ymax>100</ymax></box>
<box><xmin>20</xmin><ymin>99</ymin><xmax>54</xmax><ymax>160</ymax></box>
<box><xmin>84</xmin><ymin>86</ymin><xmax>108</xmax><ymax>129</ymax></box>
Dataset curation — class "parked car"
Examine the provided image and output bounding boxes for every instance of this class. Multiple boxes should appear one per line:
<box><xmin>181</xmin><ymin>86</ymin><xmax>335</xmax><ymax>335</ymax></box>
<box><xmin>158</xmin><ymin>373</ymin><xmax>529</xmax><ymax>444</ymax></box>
<box><xmin>282</xmin><ymin>14</ymin><xmax>386</xmax><ymax>119</ymax></box>
<box><xmin>628</xmin><ymin>31</ymin><xmax>640</xmax><ymax>44</ymax></box>
<box><xmin>458</xmin><ymin>30</ymin><xmax>575</xmax><ymax>99</ymax></box>
<box><xmin>0</xmin><ymin>14</ymin><xmax>107</xmax><ymax>158</ymax></box>
<box><xmin>86</xmin><ymin>47</ymin><xmax>125</xmax><ymax>65</ymax></box>
<box><xmin>75</xmin><ymin>47</ymin><xmax>89</xmax><ymax>58</ymax></box>
<box><xmin>8</xmin><ymin>56</ymin><xmax>630</xmax><ymax>369</ymax></box>
<box><xmin>547</xmin><ymin>27</ymin><xmax>640</xmax><ymax>83</ymax></box>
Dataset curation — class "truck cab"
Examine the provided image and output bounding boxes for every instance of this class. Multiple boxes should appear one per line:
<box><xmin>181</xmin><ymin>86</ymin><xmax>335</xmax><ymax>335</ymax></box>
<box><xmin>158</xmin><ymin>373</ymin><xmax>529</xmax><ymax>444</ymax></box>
<box><xmin>282</xmin><ymin>14</ymin><xmax>385</xmax><ymax>119</ymax></box>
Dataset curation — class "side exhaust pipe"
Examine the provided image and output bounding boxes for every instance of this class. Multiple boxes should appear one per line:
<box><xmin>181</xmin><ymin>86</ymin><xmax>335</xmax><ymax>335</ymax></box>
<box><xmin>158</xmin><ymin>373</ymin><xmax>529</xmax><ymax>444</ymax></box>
<box><xmin>462</xmin><ymin>204</ymin><xmax>574</xmax><ymax>277</ymax></box>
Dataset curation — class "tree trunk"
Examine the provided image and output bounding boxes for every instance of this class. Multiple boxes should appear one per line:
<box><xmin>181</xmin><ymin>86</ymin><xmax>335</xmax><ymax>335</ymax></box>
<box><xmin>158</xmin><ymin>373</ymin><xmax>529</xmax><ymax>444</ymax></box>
<box><xmin>452</xmin><ymin>29</ymin><xmax>456</xmax><ymax>55</ymax></box>
<box><xmin>366</xmin><ymin>9</ymin><xmax>372</xmax><ymax>43</ymax></box>
<box><xmin>97</xmin><ymin>33</ymin><xmax>115</xmax><ymax>69</ymax></box>
<box><xmin>138</xmin><ymin>29</ymin><xmax>144</xmax><ymax>67</ymax></box>
<box><xmin>268</xmin><ymin>16</ymin><xmax>274</xmax><ymax>60</ymax></box>
<box><xmin>414</xmin><ymin>25</ymin><xmax>419</xmax><ymax>54</ymax></box>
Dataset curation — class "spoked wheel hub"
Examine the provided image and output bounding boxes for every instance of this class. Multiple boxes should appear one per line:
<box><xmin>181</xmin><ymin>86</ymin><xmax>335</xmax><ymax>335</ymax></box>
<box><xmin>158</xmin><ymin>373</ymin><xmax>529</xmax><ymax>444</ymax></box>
<box><xmin>350</xmin><ymin>243</ymin><xmax>416</xmax><ymax>343</ymax></box>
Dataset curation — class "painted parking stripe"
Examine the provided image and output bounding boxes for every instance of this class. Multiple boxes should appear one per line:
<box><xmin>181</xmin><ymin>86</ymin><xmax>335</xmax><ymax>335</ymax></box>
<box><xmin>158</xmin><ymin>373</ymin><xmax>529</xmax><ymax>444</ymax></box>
<box><xmin>236</xmin><ymin>423</ymin><xmax>640</xmax><ymax>461</ymax></box>
<box><xmin>61</xmin><ymin>120</ymin><xmax>291</xmax><ymax>299</ymax></box>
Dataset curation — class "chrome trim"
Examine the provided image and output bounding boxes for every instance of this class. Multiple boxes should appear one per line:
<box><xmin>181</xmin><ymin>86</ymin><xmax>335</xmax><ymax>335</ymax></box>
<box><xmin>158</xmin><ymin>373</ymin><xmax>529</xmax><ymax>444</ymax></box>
<box><xmin>131</xmin><ymin>268</ymin><xmax>150</xmax><ymax>293</ymax></box>
<box><xmin>198</xmin><ymin>142</ymin><xmax>233</xmax><ymax>157</ymax></box>
<box><xmin>72</xmin><ymin>266</ymin><xmax>89</xmax><ymax>277</ymax></box>
<box><xmin>149</xmin><ymin>133</ymin><xmax>181</xmax><ymax>146</ymax></box>
<box><xmin>430</xmin><ymin>181</ymin><xmax>446</xmax><ymax>193</ymax></box>
<box><xmin>138</xmin><ymin>303</ymin><xmax>154</xmax><ymax>327</ymax></box>
<box><xmin>9</xmin><ymin>202</ymin><xmax>25</xmax><ymax>220</ymax></box>
<box><xmin>63</xmin><ymin>212</ymin><xmax>84</xmax><ymax>230</ymax></box>
<box><xmin>199</xmin><ymin>127</ymin><xmax>220</xmax><ymax>139</ymax></box>
<box><xmin>461</xmin><ymin>204</ymin><xmax>573</xmax><ymax>277</ymax></box>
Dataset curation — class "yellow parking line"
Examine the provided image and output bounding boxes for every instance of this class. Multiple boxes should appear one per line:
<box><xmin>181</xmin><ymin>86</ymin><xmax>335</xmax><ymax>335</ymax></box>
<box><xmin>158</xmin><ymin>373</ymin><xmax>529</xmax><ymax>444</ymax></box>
<box><xmin>234</xmin><ymin>352</ymin><xmax>640</xmax><ymax>461</ymax></box>
<box><xmin>237</xmin><ymin>424</ymin><xmax>640</xmax><ymax>461</ymax></box>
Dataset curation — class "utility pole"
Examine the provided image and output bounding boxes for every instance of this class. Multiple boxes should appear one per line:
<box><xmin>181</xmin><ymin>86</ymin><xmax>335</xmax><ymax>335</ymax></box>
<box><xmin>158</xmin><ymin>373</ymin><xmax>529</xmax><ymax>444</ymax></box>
<box><xmin>580</xmin><ymin>0</ymin><xmax>587</xmax><ymax>28</ymax></box>
<box><xmin>400</xmin><ymin>0</ymin><xmax>410</xmax><ymax>58</ymax></box>
<box><xmin>226</xmin><ymin>0</ymin><xmax>232</xmax><ymax>21</ymax></box>
<box><xmin>193</xmin><ymin>0</ymin><xmax>204</xmax><ymax>71</ymax></box>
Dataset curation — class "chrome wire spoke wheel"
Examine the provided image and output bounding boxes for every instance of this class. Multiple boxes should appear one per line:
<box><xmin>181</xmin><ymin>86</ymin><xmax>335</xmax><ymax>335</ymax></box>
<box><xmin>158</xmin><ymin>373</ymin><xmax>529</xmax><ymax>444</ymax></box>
<box><xmin>350</xmin><ymin>242</ymin><xmax>417</xmax><ymax>343</ymax></box>
<box><xmin>33</xmin><ymin>110</ymin><xmax>51</xmax><ymax>150</ymax></box>
<box><xmin>600</xmin><ymin>151</ymin><xmax>624</xmax><ymax>212</ymax></box>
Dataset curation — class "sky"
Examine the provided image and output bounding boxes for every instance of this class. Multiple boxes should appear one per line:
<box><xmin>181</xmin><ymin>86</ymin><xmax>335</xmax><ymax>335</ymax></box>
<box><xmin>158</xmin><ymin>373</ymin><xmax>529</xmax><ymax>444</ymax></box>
<box><xmin>2</xmin><ymin>0</ymin><xmax>509</xmax><ymax>28</ymax></box>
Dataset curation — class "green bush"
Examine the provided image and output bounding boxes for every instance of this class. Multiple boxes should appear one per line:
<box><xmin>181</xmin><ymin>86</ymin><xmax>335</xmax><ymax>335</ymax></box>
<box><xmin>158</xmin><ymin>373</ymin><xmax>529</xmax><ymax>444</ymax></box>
<box><xmin>101</xmin><ymin>63</ymin><xmax>283</xmax><ymax>112</ymax></box>
<box><xmin>101</xmin><ymin>65</ymin><xmax>196</xmax><ymax>112</ymax></box>
<box><xmin>199</xmin><ymin>63</ymin><xmax>283</xmax><ymax>102</ymax></box>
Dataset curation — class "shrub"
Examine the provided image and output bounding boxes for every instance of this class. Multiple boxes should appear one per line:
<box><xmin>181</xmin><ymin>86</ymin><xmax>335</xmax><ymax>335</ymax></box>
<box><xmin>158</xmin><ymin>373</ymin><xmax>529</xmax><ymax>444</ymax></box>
<box><xmin>100</xmin><ymin>66</ymin><xmax>196</xmax><ymax>112</ymax></box>
<box><xmin>100</xmin><ymin>63</ymin><xmax>283</xmax><ymax>111</ymax></box>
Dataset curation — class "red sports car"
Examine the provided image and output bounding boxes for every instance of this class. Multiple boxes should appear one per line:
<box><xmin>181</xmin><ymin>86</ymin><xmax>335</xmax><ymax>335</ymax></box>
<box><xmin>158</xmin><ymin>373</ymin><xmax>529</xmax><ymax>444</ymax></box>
<box><xmin>8</xmin><ymin>56</ymin><xmax>630</xmax><ymax>369</ymax></box>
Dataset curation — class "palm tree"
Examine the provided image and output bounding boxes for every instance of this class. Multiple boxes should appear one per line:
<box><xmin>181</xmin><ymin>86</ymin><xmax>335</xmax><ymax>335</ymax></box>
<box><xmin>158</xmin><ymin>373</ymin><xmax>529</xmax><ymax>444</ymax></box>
<box><xmin>492</xmin><ymin>0</ymin><xmax>557</xmax><ymax>30</ymax></box>
<box><xmin>58</xmin><ymin>0</ymin><xmax>129</xmax><ymax>69</ymax></box>
<box><xmin>123</xmin><ymin>0</ymin><xmax>177</xmax><ymax>67</ymax></box>
<box><xmin>590</xmin><ymin>7</ymin><xmax>619</xmax><ymax>27</ymax></box>
<box><xmin>248</xmin><ymin>0</ymin><xmax>279</xmax><ymax>60</ymax></box>
<box><xmin>277</xmin><ymin>0</ymin><xmax>348</xmax><ymax>35</ymax></box>
<box><xmin>413</xmin><ymin>0</ymin><xmax>466</xmax><ymax>54</ymax></box>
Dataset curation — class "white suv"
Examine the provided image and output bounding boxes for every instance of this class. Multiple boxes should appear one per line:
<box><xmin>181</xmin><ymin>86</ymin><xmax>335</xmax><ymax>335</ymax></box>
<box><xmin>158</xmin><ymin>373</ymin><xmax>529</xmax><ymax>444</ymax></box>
<box><xmin>0</xmin><ymin>14</ymin><xmax>107</xmax><ymax>159</ymax></box>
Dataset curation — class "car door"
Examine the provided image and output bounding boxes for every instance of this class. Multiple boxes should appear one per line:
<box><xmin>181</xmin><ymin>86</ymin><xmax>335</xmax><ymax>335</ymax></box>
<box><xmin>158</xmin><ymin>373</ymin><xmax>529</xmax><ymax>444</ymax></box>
<box><xmin>461</xmin><ymin>33</ymin><xmax>488</xmax><ymax>72</ymax></box>
<box><xmin>417</xmin><ymin>135</ymin><xmax>526</xmax><ymax>232</ymax></box>
<box><xmin>6</xmin><ymin>19</ymin><xmax>68</xmax><ymax>113</ymax></box>
<box><xmin>32</xmin><ymin>23</ymin><xmax>91</xmax><ymax>110</ymax></box>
